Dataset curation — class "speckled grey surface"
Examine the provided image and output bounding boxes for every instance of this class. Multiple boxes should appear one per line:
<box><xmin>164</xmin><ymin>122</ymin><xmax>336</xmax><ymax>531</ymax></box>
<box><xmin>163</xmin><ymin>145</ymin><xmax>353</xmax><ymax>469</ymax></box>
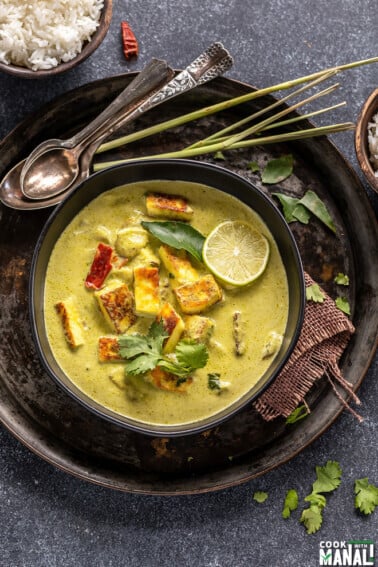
<box><xmin>0</xmin><ymin>1</ymin><xmax>377</xmax><ymax>566</ymax></box>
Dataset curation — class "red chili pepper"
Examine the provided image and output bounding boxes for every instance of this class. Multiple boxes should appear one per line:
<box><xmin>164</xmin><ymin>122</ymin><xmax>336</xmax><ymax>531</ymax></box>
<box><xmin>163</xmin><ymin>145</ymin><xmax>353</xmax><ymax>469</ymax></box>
<box><xmin>85</xmin><ymin>243</ymin><xmax>113</xmax><ymax>290</ymax></box>
<box><xmin>121</xmin><ymin>21</ymin><xmax>139</xmax><ymax>60</ymax></box>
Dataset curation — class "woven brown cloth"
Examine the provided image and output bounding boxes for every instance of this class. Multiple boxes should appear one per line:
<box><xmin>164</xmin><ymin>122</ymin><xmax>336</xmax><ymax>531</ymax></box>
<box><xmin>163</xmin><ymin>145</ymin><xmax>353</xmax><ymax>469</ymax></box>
<box><xmin>254</xmin><ymin>272</ymin><xmax>362</xmax><ymax>421</ymax></box>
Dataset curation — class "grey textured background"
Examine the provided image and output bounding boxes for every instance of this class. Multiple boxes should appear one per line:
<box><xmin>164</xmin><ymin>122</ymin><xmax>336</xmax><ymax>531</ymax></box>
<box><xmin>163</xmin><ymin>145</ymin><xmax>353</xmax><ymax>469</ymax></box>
<box><xmin>0</xmin><ymin>1</ymin><xmax>377</xmax><ymax>566</ymax></box>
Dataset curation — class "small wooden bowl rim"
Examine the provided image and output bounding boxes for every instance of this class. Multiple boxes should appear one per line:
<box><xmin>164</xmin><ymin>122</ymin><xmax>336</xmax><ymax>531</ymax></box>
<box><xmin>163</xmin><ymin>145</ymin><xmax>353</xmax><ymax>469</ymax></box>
<box><xmin>354</xmin><ymin>87</ymin><xmax>378</xmax><ymax>192</ymax></box>
<box><xmin>0</xmin><ymin>0</ymin><xmax>113</xmax><ymax>79</ymax></box>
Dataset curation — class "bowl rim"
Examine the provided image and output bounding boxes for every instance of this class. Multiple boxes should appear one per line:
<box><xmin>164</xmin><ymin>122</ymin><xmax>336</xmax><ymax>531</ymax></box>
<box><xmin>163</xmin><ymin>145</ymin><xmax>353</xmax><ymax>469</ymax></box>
<box><xmin>354</xmin><ymin>87</ymin><xmax>378</xmax><ymax>192</ymax></box>
<box><xmin>29</xmin><ymin>158</ymin><xmax>305</xmax><ymax>437</ymax></box>
<box><xmin>0</xmin><ymin>0</ymin><xmax>113</xmax><ymax>79</ymax></box>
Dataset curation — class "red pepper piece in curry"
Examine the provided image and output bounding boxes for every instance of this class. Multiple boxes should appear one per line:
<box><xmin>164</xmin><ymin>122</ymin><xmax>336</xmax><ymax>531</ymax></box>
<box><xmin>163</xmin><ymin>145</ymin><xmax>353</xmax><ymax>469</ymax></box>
<box><xmin>121</xmin><ymin>21</ymin><xmax>138</xmax><ymax>60</ymax></box>
<box><xmin>85</xmin><ymin>243</ymin><xmax>113</xmax><ymax>290</ymax></box>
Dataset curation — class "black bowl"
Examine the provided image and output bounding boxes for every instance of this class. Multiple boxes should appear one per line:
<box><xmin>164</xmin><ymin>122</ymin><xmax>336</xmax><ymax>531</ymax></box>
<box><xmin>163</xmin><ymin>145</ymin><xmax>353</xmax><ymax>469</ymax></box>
<box><xmin>30</xmin><ymin>159</ymin><xmax>305</xmax><ymax>436</ymax></box>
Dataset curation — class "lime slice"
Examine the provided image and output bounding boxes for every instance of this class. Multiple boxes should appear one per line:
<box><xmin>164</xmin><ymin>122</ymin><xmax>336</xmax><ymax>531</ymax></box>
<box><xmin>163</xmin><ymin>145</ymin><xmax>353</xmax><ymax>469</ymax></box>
<box><xmin>203</xmin><ymin>220</ymin><xmax>270</xmax><ymax>287</ymax></box>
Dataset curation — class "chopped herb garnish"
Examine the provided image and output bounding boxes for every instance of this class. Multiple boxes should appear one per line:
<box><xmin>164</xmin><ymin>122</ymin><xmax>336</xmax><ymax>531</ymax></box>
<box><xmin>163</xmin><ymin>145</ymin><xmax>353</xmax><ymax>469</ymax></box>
<box><xmin>119</xmin><ymin>321</ymin><xmax>208</xmax><ymax>378</ymax></box>
<box><xmin>208</xmin><ymin>372</ymin><xmax>221</xmax><ymax>390</ymax></box>
<box><xmin>253</xmin><ymin>491</ymin><xmax>269</xmax><ymax>503</ymax></box>
<box><xmin>335</xmin><ymin>296</ymin><xmax>351</xmax><ymax>315</ymax></box>
<box><xmin>141</xmin><ymin>220</ymin><xmax>205</xmax><ymax>262</ymax></box>
<box><xmin>286</xmin><ymin>404</ymin><xmax>309</xmax><ymax>424</ymax></box>
<box><xmin>334</xmin><ymin>272</ymin><xmax>350</xmax><ymax>286</ymax></box>
<box><xmin>282</xmin><ymin>489</ymin><xmax>299</xmax><ymax>519</ymax></box>
<box><xmin>306</xmin><ymin>283</ymin><xmax>325</xmax><ymax>303</ymax></box>
<box><xmin>261</xmin><ymin>154</ymin><xmax>294</xmax><ymax>184</ymax></box>
<box><xmin>354</xmin><ymin>478</ymin><xmax>378</xmax><ymax>515</ymax></box>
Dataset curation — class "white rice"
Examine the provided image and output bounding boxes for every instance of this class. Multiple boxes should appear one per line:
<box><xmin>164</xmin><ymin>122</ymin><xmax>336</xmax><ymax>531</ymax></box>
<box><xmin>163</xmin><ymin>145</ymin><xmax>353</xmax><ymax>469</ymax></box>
<box><xmin>367</xmin><ymin>112</ymin><xmax>378</xmax><ymax>177</ymax></box>
<box><xmin>0</xmin><ymin>0</ymin><xmax>104</xmax><ymax>71</ymax></box>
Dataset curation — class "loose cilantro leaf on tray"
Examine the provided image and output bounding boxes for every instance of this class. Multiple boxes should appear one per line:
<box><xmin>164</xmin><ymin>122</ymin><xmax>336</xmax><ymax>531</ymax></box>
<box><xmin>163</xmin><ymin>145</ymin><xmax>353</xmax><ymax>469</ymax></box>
<box><xmin>335</xmin><ymin>296</ymin><xmax>351</xmax><ymax>315</ymax></box>
<box><xmin>306</xmin><ymin>283</ymin><xmax>325</xmax><ymax>303</ymax></box>
<box><xmin>141</xmin><ymin>221</ymin><xmax>205</xmax><ymax>262</ymax></box>
<box><xmin>119</xmin><ymin>321</ymin><xmax>208</xmax><ymax>378</ymax></box>
<box><xmin>354</xmin><ymin>478</ymin><xmax>378</xmax><ymax>515</ymax></box>
<box><xmin>253</xmin><ymin>491</ymin><xmax>269</xmax><ymax>503</ymax></box>
<box><xmin>282</xmin><ymin>489</ymin><xmax>299</xmax><ymax>519</ymax></box>
<box><xmin>286</xmin><ymin>404</ymin><xmax>309</xmax><ymax>424</ymax></box>
<box><xmin>300</xmin><ymin>505</ymin><xmax>323</xmax><ymax>534</ymax></box>
<box><xmin>334</xmin><ymin>272</ymin><xmax>350</xmax><ymax>286</ymax></box>
<box><xmin>312</xmin><ymin>461</ymin><xmax>342</xmax><ymax>493</ymax></box>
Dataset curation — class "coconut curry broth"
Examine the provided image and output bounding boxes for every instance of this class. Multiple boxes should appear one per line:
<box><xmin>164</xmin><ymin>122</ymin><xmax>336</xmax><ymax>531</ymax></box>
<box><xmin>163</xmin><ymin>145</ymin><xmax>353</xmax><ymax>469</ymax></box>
<box><xmin>44</xmin><ymin>181</ymin><xmax>289</xmax><ymax>425</ymax></box>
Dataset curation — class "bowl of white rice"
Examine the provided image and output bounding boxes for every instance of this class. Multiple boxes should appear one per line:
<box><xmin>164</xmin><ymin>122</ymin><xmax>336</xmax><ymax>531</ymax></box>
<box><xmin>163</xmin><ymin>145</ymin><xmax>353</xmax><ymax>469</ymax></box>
<box><xmin>355</xmin><ymin>88</ymin><xmax>378</xmax><ymax>193</ymax></box>
<box><xmin>0</xmin><ymin>0</ymin><xmax>112</xmax><ymax>78</ymax></box>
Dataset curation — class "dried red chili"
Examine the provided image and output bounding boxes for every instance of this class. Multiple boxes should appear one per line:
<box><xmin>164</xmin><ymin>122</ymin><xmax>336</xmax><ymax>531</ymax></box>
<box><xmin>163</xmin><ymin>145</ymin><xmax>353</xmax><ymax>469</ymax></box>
<box><xmin>121</xmin><ymin>21</ymin><xmax>139</xmax><ymax>60</ymax></box>
<box><xmin>85</xmin><ymin>243</ymin><xmax>113</xmax><ymax>290</ymax></box>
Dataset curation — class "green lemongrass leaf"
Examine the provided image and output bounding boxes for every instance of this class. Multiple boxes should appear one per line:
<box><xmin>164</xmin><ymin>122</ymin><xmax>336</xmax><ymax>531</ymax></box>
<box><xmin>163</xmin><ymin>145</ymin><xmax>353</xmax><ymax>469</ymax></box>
<box><xmin>354</xmin><ymin>478</ymin><xmax>378</xmax><ymax>515</ymax></box>
<box><xmin>273</xmin><ymin>193</ymin><xmax>310</xmax><ymax>224</ymax></box>
<box><xmin>262</xmin><ymin>155</ymin><xmax>294</xmax><ymax>184</ymax></box>
<box><xmin>335</xmin><ymin>297</ymin><xmax>351</xmax><ymax>315</ymax></box>
<box><xmin>312</xmin><ymin>460</ymin><xmax>342</xmax><ymax>494</ymax></box>
<box><xmin>282</xmin><ymin>489</ymin><xmax>299</xmax><ymax>519</ymax></box>
<box><xmin>298</xmin><ymin>190</ymin><xmax>336</xmax><ymax>233</ymax></box>
<box><xmin>286</xmin><ymin>404</ymin><xmax>309</xmax><ymax>424</ymax></box>
<box><xmin>334</xmin><ymin>273</ymin><xmax>350</xmax><ymax>286</ymax></box>
<box><xmin>306</xmin><ymin>284</ymin><xmax>325</xmax><ymax>303</ymax></box>
<box><xmin>141</xmin><ymin>221</ymin><xmax>205</xmax><ymax>262</ymax></box>
<box><xmin>175</xmin><ymin>340</ymin><xmax>209</xmax><ymax>370</ymax></box>
<box><xmin>248</xmin><ymin>161</ymin><xmax>260</xmax><ymax>172</ymax></box>
<box><xmin>208</xmin><ymin>373</ymin><xmax>221</xmax><ymax>391</ymax></box>
<box><xmin>253</xmin><ymin>491</ymin><xmax>268</xmax><ymax>503</ymax></box>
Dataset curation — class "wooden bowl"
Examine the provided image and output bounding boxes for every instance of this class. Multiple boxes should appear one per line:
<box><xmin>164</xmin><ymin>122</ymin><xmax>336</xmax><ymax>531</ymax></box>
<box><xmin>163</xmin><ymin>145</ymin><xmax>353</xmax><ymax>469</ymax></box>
<box><xmin>355</xmin><ymin>88</ymin><xmax>378</xmax><ymax>192</ymax></box>
<box><xmin>0</xmin><ymin>0</ymin><xmax>112</xmax><ymax>79</ymax></box>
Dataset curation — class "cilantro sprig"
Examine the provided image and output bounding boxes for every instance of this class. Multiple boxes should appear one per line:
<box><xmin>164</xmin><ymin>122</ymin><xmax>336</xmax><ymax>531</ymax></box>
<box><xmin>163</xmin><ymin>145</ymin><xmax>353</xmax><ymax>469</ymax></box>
<box><xmin>118</xmin><ymin>321</ymin><xmax>208</xmax><ymax>378</ymax></box>
<box><xmin>354</xmin><ymin>478</ymin><xmax>378</xmax><ymax>515</ymax></box>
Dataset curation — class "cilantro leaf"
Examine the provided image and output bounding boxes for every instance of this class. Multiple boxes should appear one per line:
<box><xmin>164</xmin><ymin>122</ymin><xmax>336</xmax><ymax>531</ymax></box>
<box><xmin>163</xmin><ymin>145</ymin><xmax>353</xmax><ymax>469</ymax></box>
<box><xmin>282</xmin><ymin>489</ymin><xmax>298</xmax><ymax>519</ymax></box>
<box><xmin>298</xmin><ymin>190</ymin><xmax>336</xmax><ymax>234</ymax></box>
<box><xmin>262</xmin><ymin>155</ymin><xmax>294</xmax><ymax>184</ymax></box>
<box><xmin>175</xmin><ymin>340</ymin><xmax>208</xmax><ymax>370</ymax></box>
<box><xmin>354</xmin><ymin>478</ymin><xmax>378</xmax><ymax>515</ymax></box>
<box><xmin>248</xmin><ymin>160</ymin><xmax>260</xmax><ymax>172</ymax></box>
<box><xmin>312</xmin><ymin>461</ymin><xmax>342</xmax><ymax>494</ymax></box>
<box><xmin>141</xmin><ymin>221</ymin><xmax>205</xmax><ymax>262</ymax></box>
<box><xmin>213</xmin><ymin>150</ymin><xmax>226</xmax><ymax>160</ymax></box>
<box><xmin>300</xmin><ymin>505</ymin><xmax>323</xmax><ymax>534</ymax></box>
<box><xmin>334</xmin><ymin>273</ymin><xmax>350</xmax><ymax>286</ymax></box>
<box><xmin>208</xmin><ymin>373</ymin><xmax>221</xmax><ymax>390</ymax></box>
<box><xmin>306</xmin><ymin>284</ymin><xmax>325</xmax><ymax>303</ymax></box>
<box><xmin>253</xmin><ymin>491</ymin><xmax>268</xmax><ymax>503</ymax></box>
<box><xmin>335</xmin><ymin>297</ymin><xmax>351</xmax><ymax>315</ymax></box>
<box><xmin>286</xmin><ymin>404</ymin><xmax>309</xmax><ymax>424</ymax></box>
<box><xmin>125</xmin><ymin>354</ymin><xmax>160</xmax><ymax>376</ymax></box>
<box><xmin>304</xmin><ymin>493</ymin><xmax>327</xmax><ymax>510</ymax></box>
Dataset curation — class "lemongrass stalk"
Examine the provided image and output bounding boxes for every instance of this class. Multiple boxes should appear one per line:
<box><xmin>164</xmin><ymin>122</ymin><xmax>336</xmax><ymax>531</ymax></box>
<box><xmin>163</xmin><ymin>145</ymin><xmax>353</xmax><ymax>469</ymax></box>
<box><xmin>189</xmin><ymin>102</ymin><xmax>348</xmax><ymax>150</ymax></box>
<box><xmin>96</xmin><ymin>56</ymin><xmax>378</xmax><ymax>154</ymax></box>
<box><xmin>186</xmin><ymin>70</ymin><xmax>338</xmax><ymax>150</ymax></box>
<box><xmin>93</xmin><ymin>122</ymin><xmax>354</xmax><ymax>170</ymax></box>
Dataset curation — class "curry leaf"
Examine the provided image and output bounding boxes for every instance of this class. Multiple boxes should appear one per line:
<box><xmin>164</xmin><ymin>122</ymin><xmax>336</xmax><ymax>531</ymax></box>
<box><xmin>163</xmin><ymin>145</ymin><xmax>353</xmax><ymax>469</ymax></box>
<box><xmin>272</xmin><ymin>193</ymin><xmax>310</xmax><ymax>224</ymax></box>
<box><xmin>141</xmin><ymin>221</ymin><xmax>205</xmax><ymax>262</ymax></box>
<box><xmin>335</xmin><ymin>297</ymin><xmax>351</xmax><ymax>315</ymax></box>
<box><xmin>298</xmin><ymin>190</ymin><xmax>336</xmax><ymax>233</ymax></box>
<box><xmin>248</xmin><ymin>160</ymin><xmax>260</xmax><ymax>172</ymax></box>
<box><xmin>262</xmin><ymin>154</ymin><xmax>294</xmax><ymax>184</ymax></box>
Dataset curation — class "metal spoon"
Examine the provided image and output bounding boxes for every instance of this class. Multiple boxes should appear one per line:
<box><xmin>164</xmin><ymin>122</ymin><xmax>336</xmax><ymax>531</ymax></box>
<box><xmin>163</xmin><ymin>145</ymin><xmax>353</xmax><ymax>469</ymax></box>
<box><xmin>1</xmin><ymin>42</ymin><xmax>233</xmax><ymax>210</ymax></box>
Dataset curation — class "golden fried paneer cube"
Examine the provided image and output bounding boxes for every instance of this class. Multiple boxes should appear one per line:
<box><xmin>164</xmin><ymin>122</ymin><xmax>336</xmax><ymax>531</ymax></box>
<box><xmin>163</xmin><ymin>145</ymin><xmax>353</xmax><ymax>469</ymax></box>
<box><xmin>156</xmin><ymin>302</ymin><xmax>185</xmax><ymax>353</ymax></box>
<box><xmin>184</xmin><ymin>315</ymin><xmax>214</xmax><ymax>344</ymax></box>
<box><xmin>55</xmin><ymin>297</ymin><xmax>84</xmax><ymax>349</ymax></box>
<box><xmin>98</xmin><ymin>337</ymin><xmax>122</xmax><ymax>361</ymax></box>
<box><xmin>158</xmin><ymin>245</ymin><xmax>198</xmax><ymax>287</ymax></box>
<box><xmin>148</xmin><ymin>366</ymin><xmax>193</xmax><ymax>393</ymax></box>
<box><xmin>95</xmin><ymin>281</ymin><xmax>136</xmax><ymax>334</ymax></box>
<box><xmin>145</xmin><ymin>192</ymin><xmax>193</xmax><ymax>220</ymax></box>
<box><xmin>174</xmin><ymin>275</ymin><xmax>223</xmax><ymax>314</ymax></box>
<box><xmin>133</xmin><ymin>266</ymin><xmax>160</xmax><ymax>317</ymax></box>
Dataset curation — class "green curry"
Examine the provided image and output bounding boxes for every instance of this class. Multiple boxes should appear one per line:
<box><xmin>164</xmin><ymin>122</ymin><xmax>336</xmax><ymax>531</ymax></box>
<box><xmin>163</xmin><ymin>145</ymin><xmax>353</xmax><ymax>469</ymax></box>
<box><xmin>44</xmin><ymin>181</ymin><xmax>289</xmax><ymax>426</ymax></box>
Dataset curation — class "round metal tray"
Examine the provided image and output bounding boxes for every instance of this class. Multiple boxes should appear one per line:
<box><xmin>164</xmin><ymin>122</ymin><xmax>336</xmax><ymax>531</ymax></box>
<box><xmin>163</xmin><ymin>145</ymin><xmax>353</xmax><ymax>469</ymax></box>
<box><xmin>0</xmin><ymin>74</ymin><xmax>377</xmax><ymax>494</ymax></box>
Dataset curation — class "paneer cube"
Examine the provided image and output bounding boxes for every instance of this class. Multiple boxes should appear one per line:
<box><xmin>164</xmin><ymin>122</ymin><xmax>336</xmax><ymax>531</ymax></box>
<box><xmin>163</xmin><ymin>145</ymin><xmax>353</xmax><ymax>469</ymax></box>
<box><xmin>98</xmin><ymin>337</ymin><xmax>122</xmax><ymax>361</ymax></box>
<box><xmin>148</xmin><ymin>366</ymin><xmax>193</xmax><ymax>393</ymax></box>
<box><xmin>174</xmin><ymin>275</ymin><xmax>223</xmax><ymax>314</ymax></box>
<box><xmin>145</xmin><ymin>192</ymin><xmax>193</xmax><ymax>220</ymax></box>
<box><xmin>95</xmin><ymin>281</ymin><xmax>136</xmax><ymax>334</ymax></box>
<box><xmin>115</xmin><ymin>226</ymin><xmax>148</xmax><ymax>258</ymax></box>
<box><xmin>133</xmin><ymin>266</ymin><xmax>160</xmax><ymax>317</ymax></box>
<box><xmin>156</xmin><ymin>302</ymin><xmax>185</xmax><ymax>353</ymax></box>
<box><xmin>55</xmin><ymin>297</ymin><xmax>84</xmax><ymax>349</ymax></box>
<box><xmin>158</xmin><ymin>245</ymin><xmax>198</xmax><ymax>287</ymax></box>
<box><xmin>184</xmin><ymin>315</ymin><xmax>214</xmax><ymax>344</ymax></box>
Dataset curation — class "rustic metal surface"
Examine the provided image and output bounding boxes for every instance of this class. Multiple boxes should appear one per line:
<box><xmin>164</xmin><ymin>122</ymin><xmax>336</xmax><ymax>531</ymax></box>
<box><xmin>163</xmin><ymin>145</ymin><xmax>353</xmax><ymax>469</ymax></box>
<box><xmin>0</xmin><ymin>75</ymin><xmax>377</xmax><ymax>494</ymax></box>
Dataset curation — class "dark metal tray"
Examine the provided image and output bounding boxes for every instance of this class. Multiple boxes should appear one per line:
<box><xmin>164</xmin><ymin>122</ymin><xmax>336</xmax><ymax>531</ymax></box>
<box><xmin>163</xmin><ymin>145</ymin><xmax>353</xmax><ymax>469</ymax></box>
<box><xmin>0</xmin><ymin>74</ymin><xmax>377</xmax><ymax>494</ymax></box>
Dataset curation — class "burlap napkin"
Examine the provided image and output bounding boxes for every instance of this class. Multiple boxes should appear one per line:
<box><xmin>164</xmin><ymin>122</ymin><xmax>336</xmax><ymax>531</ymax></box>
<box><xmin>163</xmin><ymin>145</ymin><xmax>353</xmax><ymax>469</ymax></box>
<box><xmin>254</xmin><ymin>272</ymin><xmax>361</xmax><ymax>421</ymax></box>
